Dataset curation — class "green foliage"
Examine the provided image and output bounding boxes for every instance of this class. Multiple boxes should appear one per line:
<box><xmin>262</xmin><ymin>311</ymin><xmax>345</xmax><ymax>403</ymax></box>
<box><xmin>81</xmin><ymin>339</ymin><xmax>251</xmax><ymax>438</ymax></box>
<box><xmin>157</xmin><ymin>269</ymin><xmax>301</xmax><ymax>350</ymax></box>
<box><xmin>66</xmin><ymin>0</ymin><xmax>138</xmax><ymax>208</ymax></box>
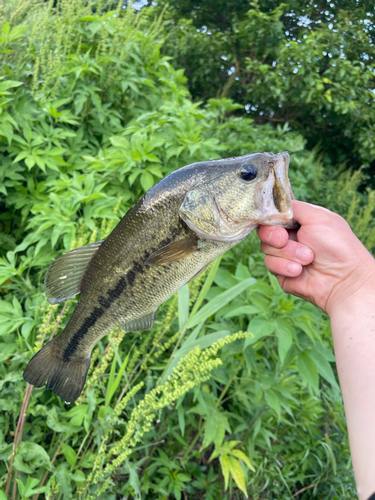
<box><xmin>159</xmin><ymin>0</ymin><xmax>375</xmax><ymax>177</ymax></box>
<box><xmin>0</xmin><ymin>0</ymin><xmax>373</xmax><ymax>499</ymax></box>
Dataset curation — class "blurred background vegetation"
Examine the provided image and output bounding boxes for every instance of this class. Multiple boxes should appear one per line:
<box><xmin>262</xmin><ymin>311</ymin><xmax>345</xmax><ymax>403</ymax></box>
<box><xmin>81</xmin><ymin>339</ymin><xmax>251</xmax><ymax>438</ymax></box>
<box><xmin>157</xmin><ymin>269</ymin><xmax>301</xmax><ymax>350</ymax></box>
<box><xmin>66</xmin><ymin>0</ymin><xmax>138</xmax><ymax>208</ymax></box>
<box><xmin>0</xmin><ymin>0</ymin><xmax>374</xmax><ymax>498</ymax></box>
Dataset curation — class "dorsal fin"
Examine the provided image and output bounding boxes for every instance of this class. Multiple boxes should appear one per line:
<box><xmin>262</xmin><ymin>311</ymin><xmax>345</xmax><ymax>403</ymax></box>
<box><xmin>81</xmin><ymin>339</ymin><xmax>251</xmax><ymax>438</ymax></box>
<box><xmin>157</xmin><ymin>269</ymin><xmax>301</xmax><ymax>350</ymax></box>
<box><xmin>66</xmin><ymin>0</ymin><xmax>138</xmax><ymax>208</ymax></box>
<box><xmin>44</xmin><ymin>240</ymin><xmax>104</xmax><ymax>305</ymax></box>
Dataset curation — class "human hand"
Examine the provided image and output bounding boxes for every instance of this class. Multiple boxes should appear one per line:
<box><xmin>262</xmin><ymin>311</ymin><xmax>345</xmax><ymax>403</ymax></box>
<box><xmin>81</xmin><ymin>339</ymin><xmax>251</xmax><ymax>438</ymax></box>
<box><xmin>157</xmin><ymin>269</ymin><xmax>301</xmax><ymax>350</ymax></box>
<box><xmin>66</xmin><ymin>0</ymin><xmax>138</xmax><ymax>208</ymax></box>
<box><xmin>257</xmin><ymin>200</ymin><xmax>375</xmax><ymax>315</ymax></box>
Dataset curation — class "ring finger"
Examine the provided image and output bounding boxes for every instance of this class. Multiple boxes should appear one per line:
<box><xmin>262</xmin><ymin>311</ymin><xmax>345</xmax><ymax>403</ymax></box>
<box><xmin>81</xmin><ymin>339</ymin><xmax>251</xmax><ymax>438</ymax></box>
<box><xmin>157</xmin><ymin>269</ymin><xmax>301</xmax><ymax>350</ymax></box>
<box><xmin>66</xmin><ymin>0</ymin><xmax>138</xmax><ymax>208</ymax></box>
<box><xmin>264</xmin><ymin>255</ymin><xmax>303</xmax><ymax>277</ymax></box>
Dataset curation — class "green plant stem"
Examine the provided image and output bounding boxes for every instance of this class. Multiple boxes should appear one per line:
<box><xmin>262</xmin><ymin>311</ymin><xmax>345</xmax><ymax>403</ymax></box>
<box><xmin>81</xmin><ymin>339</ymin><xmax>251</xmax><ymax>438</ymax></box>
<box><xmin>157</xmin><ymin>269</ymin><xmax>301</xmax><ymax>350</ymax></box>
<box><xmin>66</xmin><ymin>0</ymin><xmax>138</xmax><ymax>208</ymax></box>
<box><xmin>33</xmin><ymin>444</ymin><xmax>62</xmax><ymax>500</ymax></box>
<box><xmin>182</xmin><ymin>360</ymin><xmax>243</xmax><ymax>463</ymax></box>
<box><xmin>215</xmin><ymin>359</ymin><xmax>244</xmax><ymax>409</ymax></box>
<box><xmin>78</xmin><ymin>421</ymin><xmax>102</xmax><ymax>467</ymax></box>
<box><xmin>241</xmin><ymin>406</ymin><xmax>266</xmax><ymax>443</ymax></box>
<box><xmin>115</xmin><ymin>312</ymin><xmax>179</xmax><ymax>406</ymax></box>
<box><xmin>140</xmin><ymin>402</ymin><xmax>177</xmax><ymax>475</ymax></box>
<box><xmin>11</xmin><ymin>469</ymin><xmax>18</xmax><ymax>500</ymax></box>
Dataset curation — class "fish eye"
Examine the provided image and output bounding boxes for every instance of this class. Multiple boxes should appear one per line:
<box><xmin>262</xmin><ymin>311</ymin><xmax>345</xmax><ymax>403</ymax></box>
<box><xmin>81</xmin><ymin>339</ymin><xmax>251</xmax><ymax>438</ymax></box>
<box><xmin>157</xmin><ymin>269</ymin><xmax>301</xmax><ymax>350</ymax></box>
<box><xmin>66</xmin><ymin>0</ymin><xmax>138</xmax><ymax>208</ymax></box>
<box><xmin>240</xmin><ymin>165</ymin><xmax>258</xmax><ymax>181</ymax></box>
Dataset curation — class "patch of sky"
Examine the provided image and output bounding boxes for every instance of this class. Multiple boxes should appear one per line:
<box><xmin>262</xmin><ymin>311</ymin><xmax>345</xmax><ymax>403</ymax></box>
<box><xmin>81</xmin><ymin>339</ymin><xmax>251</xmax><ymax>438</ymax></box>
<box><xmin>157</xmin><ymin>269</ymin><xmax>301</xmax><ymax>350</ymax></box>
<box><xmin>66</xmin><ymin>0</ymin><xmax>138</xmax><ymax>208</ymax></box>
<box><xmin>228</xmin><ymin>66</ymin><xmax>235</xmax><ymax>76</ymax></box>
<box><xmin>297</xmin><ymin>15</ymin><xmax>312</xmax><ymax>27</ymax></box>
<box><xmin>132</xmin><ymin>0</ymin><xmax>148</xmax><ymax>10</ymax></box>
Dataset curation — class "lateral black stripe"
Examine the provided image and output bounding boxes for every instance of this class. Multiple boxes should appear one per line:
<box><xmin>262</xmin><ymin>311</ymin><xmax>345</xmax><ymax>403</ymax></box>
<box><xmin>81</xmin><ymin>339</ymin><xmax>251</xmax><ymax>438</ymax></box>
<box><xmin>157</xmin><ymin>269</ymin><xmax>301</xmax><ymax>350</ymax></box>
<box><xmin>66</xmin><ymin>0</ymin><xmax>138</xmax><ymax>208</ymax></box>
<box><xmin>63</xmin><ymin>276</ymin><xmax>127</xmax><ymax>359</ymax></box>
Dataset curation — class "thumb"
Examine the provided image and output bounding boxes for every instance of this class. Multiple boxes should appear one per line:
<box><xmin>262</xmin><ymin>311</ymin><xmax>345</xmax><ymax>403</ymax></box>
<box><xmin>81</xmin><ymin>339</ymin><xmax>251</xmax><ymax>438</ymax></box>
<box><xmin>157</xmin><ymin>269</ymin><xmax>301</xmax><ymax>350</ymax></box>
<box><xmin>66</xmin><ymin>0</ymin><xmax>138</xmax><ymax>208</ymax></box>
<box><xmin>292</xmin><ymin>200</ymin><xmax>333</xmax><ymax>226</ymax></box>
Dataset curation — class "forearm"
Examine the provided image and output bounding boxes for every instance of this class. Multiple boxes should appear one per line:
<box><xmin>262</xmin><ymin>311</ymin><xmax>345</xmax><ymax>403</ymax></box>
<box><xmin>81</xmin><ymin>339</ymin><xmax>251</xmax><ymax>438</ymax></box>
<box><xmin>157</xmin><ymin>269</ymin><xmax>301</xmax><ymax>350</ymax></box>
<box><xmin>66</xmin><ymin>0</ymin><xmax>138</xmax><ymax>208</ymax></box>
<box><xmin>329</xmin><ymin>284</ymin><xmax>375</xmax><ymax>500</ymax></box>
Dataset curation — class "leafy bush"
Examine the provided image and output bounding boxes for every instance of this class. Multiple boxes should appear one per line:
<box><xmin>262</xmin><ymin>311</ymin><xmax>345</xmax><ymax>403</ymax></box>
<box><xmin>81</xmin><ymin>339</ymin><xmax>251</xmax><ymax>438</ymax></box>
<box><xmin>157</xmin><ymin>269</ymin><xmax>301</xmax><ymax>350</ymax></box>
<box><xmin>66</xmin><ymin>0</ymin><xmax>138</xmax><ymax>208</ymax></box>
<box><xmin>159</xmin><ymin>0</ymin><xmax>375</xmax><ymax>176</ymax></box>
<box><xmin>0</xmin><ymin>0</ymin><xmax>374</xmax><ymax>498</ymax></box>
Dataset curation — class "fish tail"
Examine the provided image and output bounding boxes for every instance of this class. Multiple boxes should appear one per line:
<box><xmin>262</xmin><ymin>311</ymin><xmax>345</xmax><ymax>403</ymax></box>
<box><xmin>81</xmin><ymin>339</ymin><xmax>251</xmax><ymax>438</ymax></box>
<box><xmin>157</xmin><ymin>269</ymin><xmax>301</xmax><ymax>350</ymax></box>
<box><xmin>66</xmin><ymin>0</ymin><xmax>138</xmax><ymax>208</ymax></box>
<box><xmin>23</xmin><ymin>337</ymin><xmax>91</xmax><ymax>403</ymax></box>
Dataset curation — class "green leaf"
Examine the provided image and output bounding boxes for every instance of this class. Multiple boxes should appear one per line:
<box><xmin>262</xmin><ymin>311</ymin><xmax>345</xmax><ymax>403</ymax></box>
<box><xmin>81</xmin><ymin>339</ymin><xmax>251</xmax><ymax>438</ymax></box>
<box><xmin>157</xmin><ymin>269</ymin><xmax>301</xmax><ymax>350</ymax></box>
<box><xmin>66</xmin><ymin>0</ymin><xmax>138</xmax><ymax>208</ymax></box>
<box><xmin>62</xmin><ymin>443</ymin><xmax>77</xmax><ymax>466</ymax></box>
<box><xmin>309</xmin><ymin>349</ymin><xmax>339</xmax><ymax>389</ymax></box>
<box><xmin>190</xmin><ymin>257</ymin><xmax>222</xmax><ymax>318</ymax></box>
<box><xmin>188</xmin><ymin>277</ymin><xmax>256</xmax><ymax>329</ymax></box>
<box><xmin>214</xmin><ymin>268</ymin><xmax>239</xmax><ymax>289</ymax></box>
<box><xmin>2</xmin><ymin>22</ymin><xmax>10</xmax><ymax>35</ymax></box>
<box><xmin>219</xmin><ymin>455</ymin><xmax>230</xmax><ymax>490</ymax></box>
<box><xmin>296</xmin><ymin>351</ymin><xmax>319</xmax><ymax>393</ymax></box>
<box><xmin>106</xmin><ymin>341</ymin><xmax>132</xmax><ymax>406</ymax></box>
<box><xmin>127</xmin><ymin>460</ymin><xmax>141</xmax><ymax>499</ymax></box>
<box><xmin>13</xmin><ymin>454</ymin><xmax>34</xmax><ymax>474</ymax></box>
<box><xmin>275</xmin><ymin>317</ymin><xmax>294</xmax><ymax>363</ymax></box>
<box><xmin>244</xmin><ymin>316</ymin><xmax>275</xmax><ymax>347</ymax></box>
<box><xmin>229</xmin><ymin>449</ymin><xmax>255</xmax><ymax>472</ymax></box>
<box><xmin>201</xmin><ymin>408</ymin><xmax>230</xmax><ymax>450</ymax></box>
<box><xmin>264</xmin><ymin>389</ymin><xmax>281</xmax><ymax>419</ymax></box>
<box><xmin>224</xmin><ymin>305</ymin><xmax>260</xmax><ymax>318</ymax></box>
<box><xmin>178</xmin><ymin>405</ymin><xmax>185</xmax><ymax>436</ymax></box>
<box><xmin>0</xmin><ymin>80</ymin><xmax>23</xmax><ymax>93</ymax></box>
<box><xmin>293</xmin><ymin>314</ymin><xmax>319</xmax><ymax>342</ymax></box>
<box><xmin>178</xmin><ymin>284</ymin><xmax>190</xmax><ymax>332</ymax></box>
<box><xmin>140</xmin><ymin>171</ymin><xmax>154</xmax><ymax>191</ymax></box>
<box><xmin>47</xmin><ymin>408</ymin><xmax>80</xmax><ymax>433</ymax></box>
<box><xmin>227</xmin><ymin>456</ymin><xmax>248</xmax><ymax>498</ymax></box>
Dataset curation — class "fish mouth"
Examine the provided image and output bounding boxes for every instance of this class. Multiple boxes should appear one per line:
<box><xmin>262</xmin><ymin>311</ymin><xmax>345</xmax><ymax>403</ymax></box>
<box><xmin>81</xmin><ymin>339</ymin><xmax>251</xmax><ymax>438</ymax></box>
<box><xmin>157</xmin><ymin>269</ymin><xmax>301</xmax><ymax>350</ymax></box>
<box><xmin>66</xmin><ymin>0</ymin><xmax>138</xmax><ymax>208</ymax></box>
<box><xmin>255</xmin><ymin>152</ymin><xmax>298</xmax><ymax>229</ymax></box>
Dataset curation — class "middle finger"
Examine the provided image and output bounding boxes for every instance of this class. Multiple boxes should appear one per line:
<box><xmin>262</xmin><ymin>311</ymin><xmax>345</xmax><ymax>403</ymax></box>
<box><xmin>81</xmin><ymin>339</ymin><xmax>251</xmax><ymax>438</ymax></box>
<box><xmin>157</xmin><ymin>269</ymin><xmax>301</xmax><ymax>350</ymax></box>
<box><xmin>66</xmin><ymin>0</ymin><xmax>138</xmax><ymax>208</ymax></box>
<box><xmin>260</xmin><ymin>239</ymin><xmax>314</xmax><ymax>266</ymax></box>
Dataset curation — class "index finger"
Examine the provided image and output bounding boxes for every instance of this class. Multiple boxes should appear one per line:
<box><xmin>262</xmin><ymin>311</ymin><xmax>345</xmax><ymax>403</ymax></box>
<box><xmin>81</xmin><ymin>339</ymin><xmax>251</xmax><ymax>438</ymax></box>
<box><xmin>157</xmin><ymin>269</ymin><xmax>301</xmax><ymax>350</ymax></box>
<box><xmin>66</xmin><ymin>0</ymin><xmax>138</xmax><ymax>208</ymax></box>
<box><xmin>257</xmin><ymin>226</ymin><xmax>289</xmax><ymax>249</ymax></box>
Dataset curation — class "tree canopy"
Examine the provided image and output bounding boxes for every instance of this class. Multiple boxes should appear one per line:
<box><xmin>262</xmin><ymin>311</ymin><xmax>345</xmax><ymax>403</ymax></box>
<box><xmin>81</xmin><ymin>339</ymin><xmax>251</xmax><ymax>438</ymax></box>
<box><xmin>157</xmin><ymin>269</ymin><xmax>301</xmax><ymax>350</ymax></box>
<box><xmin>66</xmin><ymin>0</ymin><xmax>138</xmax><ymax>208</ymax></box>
<box><xmin>159</xmin><ymin>0</ymin><xmax>375</xmax><ymax>178</ymax></box>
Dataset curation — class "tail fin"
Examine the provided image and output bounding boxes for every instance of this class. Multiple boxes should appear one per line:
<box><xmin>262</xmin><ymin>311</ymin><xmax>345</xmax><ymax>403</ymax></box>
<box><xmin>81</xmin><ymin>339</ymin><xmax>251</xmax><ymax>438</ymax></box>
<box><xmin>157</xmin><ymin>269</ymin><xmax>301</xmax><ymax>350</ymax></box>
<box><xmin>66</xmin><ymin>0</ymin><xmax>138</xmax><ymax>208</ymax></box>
<box><xmin>23</xmin><ymin>338</ymin><xmax>91</xmax><ymax>403</ymax></box>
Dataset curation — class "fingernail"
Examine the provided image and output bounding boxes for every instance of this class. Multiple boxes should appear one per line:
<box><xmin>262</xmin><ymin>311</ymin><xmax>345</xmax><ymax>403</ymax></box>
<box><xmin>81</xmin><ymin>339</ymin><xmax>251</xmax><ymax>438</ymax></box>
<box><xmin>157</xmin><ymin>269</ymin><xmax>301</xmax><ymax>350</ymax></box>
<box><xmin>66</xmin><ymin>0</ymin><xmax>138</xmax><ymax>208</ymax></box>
<box><xmin>287</xmin><ymin>262</ymin><xmax>301</xmax><ymax>274</ymax></box>
<box><xmin>268</xmin><ymin>228</ymin><xmax>281</xmax><ymax>246</ymax></box>
<box><xmin>296</xmin><ymin>247</ymin><xmax>313</xmax><ymax>261</ymax></box>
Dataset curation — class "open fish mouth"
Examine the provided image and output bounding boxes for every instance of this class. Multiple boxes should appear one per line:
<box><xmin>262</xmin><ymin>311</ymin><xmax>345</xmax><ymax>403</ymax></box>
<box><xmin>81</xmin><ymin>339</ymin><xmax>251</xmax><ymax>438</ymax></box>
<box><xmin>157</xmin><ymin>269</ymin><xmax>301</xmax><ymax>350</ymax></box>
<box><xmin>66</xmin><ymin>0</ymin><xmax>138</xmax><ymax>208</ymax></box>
<box><xmin>255</xmin><ymin>152</ymin><xmax>298</xmax><ymax>229</ymax></box>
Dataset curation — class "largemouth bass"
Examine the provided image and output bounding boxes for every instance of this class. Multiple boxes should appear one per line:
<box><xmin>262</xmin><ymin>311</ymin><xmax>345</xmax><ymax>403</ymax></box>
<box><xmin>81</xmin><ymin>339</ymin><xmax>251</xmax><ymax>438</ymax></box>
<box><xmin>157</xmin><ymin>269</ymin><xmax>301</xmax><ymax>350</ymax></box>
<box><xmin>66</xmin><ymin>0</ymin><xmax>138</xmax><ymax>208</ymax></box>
<box><xmin>24</xmin><ymin>151</ymin><xmax>297</xmax><ymax>402</ymax></box>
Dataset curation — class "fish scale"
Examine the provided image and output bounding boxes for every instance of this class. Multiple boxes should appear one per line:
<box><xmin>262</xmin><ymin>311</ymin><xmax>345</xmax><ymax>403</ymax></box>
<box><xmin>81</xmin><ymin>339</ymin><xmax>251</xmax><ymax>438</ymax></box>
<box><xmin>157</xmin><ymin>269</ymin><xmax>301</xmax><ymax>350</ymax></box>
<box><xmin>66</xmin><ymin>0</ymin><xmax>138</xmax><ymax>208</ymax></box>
<box><xmin>24</xmin><ymin>151</ymin><xmax>297</xmax><ymax>402</ymax></box>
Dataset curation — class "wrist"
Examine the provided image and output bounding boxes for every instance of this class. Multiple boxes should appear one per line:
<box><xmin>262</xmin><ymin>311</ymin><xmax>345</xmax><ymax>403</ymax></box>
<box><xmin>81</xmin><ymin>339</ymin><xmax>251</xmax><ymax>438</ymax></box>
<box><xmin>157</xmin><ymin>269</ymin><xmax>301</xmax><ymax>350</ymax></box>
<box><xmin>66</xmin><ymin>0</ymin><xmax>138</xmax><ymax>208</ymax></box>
<box><xmin>326</xmin><ymin>260</ymin><xmax>375</xmax><ymax>318</ymax></box>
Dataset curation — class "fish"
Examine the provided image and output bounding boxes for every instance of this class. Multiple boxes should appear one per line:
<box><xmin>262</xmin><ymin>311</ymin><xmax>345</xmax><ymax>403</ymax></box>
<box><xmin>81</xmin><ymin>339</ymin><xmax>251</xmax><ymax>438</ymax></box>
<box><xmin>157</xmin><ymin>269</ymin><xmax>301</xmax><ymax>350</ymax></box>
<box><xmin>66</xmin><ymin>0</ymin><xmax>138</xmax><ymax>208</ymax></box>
<box><xmin>23</xmin><ymin>151</ymin><xmax>297</xmax><ymax>402</ymax></box>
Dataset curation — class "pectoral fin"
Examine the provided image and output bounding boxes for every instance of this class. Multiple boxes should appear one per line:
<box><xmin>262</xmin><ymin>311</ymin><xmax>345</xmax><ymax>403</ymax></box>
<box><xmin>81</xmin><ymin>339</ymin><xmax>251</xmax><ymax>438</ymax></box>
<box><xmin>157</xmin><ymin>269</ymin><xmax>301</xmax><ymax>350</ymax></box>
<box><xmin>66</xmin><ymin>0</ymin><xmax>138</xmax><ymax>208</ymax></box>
<box><xmin>145</xmin><ymin>238</ymin><xmax>199</xmax><ymax>266</ymax></box>
<box><xmin>122</xmin><ymin>310</ymin><xmax>157</xmax><ymax>332</ymax></box>
<box><xmin>45</xmin><ymin>240</ymin><xmax>104</xmax><ymax>305</ymax></box>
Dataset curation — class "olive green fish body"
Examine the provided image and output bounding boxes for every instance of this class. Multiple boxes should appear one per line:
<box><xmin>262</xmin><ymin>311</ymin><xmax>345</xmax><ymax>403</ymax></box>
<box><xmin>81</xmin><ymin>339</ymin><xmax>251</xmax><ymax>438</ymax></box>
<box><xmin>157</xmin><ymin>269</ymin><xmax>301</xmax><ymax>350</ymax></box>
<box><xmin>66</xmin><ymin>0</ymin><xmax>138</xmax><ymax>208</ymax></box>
<box><xmin>24</xmin><ymin>152</ymin><xmax>297</xmax><ymax>402</ymax></box>
<box><xmin>58</xmin><ymin>199</ymin><xmax>234</xmax><ymax>360</ymax></box>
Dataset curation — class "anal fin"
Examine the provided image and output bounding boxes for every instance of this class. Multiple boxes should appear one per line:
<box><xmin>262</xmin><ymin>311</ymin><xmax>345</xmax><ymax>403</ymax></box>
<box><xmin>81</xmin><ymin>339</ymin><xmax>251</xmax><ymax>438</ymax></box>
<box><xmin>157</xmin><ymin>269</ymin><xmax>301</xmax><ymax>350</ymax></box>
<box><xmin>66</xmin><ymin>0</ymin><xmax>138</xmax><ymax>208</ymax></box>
<box><xmin>122</xmin><ymin>310</ymin><xmax>157</xmax><ymax>332</ymax></box>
